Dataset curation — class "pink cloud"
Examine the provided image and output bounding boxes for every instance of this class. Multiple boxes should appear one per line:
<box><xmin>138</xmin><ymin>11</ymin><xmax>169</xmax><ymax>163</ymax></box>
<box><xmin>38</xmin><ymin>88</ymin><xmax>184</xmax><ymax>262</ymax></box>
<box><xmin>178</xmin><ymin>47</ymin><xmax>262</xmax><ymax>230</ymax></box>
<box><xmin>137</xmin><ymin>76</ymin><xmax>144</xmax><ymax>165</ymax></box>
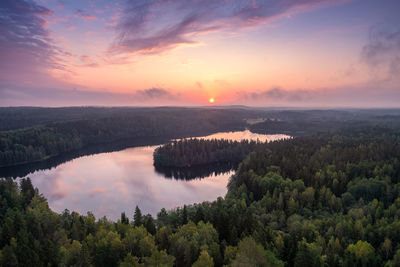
<box><xmin>89</xmin><ymin>187</ymin><xmax>106</xmax><ymax>197</ymax></box>
<box><xmin>75</xmin><ymin>9</ymin><xmax>97</xmax><ymax>20</ymax></box>
<box><xmin>112</xmin><ymin>0</ymin><xmax>347</xmax><ymax>54</ymax></box>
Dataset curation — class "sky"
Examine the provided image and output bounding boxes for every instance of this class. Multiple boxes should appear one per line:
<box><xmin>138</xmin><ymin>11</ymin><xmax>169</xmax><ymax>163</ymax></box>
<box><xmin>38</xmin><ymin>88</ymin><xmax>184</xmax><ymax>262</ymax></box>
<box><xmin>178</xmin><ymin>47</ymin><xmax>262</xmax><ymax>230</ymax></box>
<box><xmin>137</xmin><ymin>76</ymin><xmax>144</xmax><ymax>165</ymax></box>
<box><xmin>0</xmin><ymin>0</ymin><xmax>399</xmax><ymax>107</ymax></box>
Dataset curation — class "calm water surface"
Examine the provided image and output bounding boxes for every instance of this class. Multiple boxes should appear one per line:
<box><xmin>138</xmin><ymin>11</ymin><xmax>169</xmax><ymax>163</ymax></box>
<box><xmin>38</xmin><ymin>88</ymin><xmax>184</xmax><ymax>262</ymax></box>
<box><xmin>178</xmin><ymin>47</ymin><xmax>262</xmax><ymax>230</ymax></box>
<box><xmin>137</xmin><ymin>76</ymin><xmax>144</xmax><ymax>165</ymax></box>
<box><xmin>19</xmin><ymin>130</ymin><xmax>289</xmax><ymax>220</ymax></box>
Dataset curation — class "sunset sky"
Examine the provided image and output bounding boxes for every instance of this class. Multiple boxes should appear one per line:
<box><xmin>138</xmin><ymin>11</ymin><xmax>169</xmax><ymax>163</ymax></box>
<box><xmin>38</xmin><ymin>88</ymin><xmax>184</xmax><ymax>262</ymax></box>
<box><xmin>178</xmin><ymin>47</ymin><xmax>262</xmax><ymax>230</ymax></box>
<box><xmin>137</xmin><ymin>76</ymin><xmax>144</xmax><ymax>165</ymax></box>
<box><xmin>1</xmin><ymin>0</ymin><xmax>399</xmax><ymax>107</ymax></box>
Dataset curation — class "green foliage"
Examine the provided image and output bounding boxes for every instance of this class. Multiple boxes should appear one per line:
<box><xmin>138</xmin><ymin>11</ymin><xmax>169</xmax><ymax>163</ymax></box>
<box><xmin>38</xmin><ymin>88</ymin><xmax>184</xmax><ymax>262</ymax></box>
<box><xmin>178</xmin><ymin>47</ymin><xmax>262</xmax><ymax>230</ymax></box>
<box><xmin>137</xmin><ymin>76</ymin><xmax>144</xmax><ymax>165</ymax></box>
<box><xmin>144</xmin><ymin>250</ymin><xmax>175</xmax><ymax>267</ymax></box>
<box><xmin>60</xmin><ymin>240</ymin><xmax>92</xmax><ymax>267</ymax></box>
<box><xmin>393</xmin><ymin>249</ymin><xmax>400</xmax><ymax>267</ymax></box>
<box><xmin>294</xmin><ymin>239</ymin><xmax>324</xmax><ymax>267</ymax></box>
<box><xmin>123</xmin><ymin>226</ymin><xmax>156</xmax><ymax>259</ymax></box>
<box><xmin>346</xmin><ymin>240</ymin><xmax>378</xmax><ymax>267</ymax></box>
<box><xmin>348</xmin><ymin>178</ymin><xmax>387</xmax><ymax>202</ymax></box>
<box><xmin>133</xmin><ymin>206</ymin><xmax>143</xmax><ymax>227</ymax></box>
<box><xmin>231</xmin><ymin>237</ymin><xmax>283</xmax><ymax>267</ymax></box>
<box><xmin>168</xmin><ymin>221</ymin><xmax>221</xmax><ymax>267</ymax></box>
<box><xmin>193</xmin><ymin>250</ymin><xmax>214</xmax><ymax>267</ymax></box>
<box><xmin>154</xmin><ymin>138</ymin><xmax>262</xmax><ymax>168</ymax></box>
<box><xmin>120</xmin><ymin>253</ymin><xmax>140</xmax><ymax>267</ymax></box>
<box><xmin>120</xmin><ymin>212</ymin><xmax>129</xmax><ymax>225</ymax></box>
<box><xmin>223</xmin><ymin>245</ymin><xmax>238</xmax><ymax>265</ymax></box>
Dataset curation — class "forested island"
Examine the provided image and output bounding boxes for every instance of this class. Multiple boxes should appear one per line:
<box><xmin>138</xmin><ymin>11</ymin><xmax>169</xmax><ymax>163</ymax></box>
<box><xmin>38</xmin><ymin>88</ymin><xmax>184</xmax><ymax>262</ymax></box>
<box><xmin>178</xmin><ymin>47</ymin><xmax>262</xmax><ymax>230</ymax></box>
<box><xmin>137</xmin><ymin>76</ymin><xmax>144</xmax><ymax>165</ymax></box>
<box><xmin>154</xmin><ymin>139</ymin><xmax>263</xmax><ymax>168</ymax></box>
<box><xmin>153</xmin><ymin>138</ymin><xmax>266</xmax><ymax>180</ymax></box>
<box><xmin>1</xmin><ymin>121</ymin><xmax>400</xmax><ymax>266</ymax></box>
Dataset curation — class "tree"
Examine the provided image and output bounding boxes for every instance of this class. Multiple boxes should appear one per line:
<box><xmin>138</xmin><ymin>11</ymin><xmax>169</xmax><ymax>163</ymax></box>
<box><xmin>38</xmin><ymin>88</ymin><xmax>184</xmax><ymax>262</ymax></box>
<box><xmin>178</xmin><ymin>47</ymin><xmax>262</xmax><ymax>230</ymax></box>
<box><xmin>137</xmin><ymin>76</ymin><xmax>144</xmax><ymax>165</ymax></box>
<box><xmin>169</xmin><ymin>222</ymin><xmax>220</xmax><ymax>267</ymax></box>
<box><xmin>381</xmin><ymin>238</ymin><xmax>392</xmax><ymax>260</ymax></box>
<box><xmin>20</xmin><ymin>178</ymin><xmax>35</xmax><ymax>207</ymax></box>
<box><xmin>92</xmin><ymin>231</ymin><xmax>125</xmax><ymax>267</ymax></box>
<box><xmin>194</xmin><ymin>206</ymin><xmax>205</xmax><ymax>223</ymax></box>
<box><xmin>143</xmin><ymin>214</ymin><xmax>156</xmax><ymax>235</ymax></box>
<box><xmin>134</xmin><ymin>206</ymin><xmax>142</xmax><ymax>227</ymax></box>
<box><xmin>121</xmin><ymin>212</ymin><xmax>129</xmax><ymax>225</ymax></box>
<box><xmin>0</xmin><ymin>240</ymin><xmax>18</xmax><ymax>267</ymax></box>
<box><xmin>326</xmin><ymin>237</ymin><xmax>342</xmax><ymax>266</ymax></box>
<box><xmin>144</xmin><ymin>250</ymin><xmax>175</xmax><ymax>267</ymax></box>
<box><xmin>156</xmin><ymin>208</ymin><xmax>169</xmax><ymax>229</ymax></box>
<box><xmin>294</xmin><ymin>239</ymin><xmax>324</xmax><ymax>267</ymax></box>
<box><xmin>155</xmin><ymin>226</ymin><xmax>172</xmax><ymax>251</ymax></box>
<box><xmin>123</xmin><ymin>226</ymin><xmax>156</xmax><ymax>259</ymax></box>
<box><xmin>232</xmin><ymin>237</ymin><xmax>283</xmax><ymax>267</ymax></box>
<box><xmin>346</xmin><ymin>240</ymin><xmax>378</xmax><ymax>267</ymax></box>
<box><xmin>393</xmin><ymin>249</ymin><xmax>400</xmax><ymax>267</ymax></box>
<box><xmin>120</xmin><ymin>253</ymin><xmax>141</xmax><ymax>267</ymax></box>
<box><xmin>193</xmin><ymin>250</ymin><xmax>214</xmax><ymax>267</ymax></box>
<box><xmin>60</xmin><ymin>240</ymin><xmax>82</xmax><ymax>266</ymax></box>
<box><xmin>182</xmin><ymin>205</ymin><xmax>188</xmax><ymax>225</ymax></box>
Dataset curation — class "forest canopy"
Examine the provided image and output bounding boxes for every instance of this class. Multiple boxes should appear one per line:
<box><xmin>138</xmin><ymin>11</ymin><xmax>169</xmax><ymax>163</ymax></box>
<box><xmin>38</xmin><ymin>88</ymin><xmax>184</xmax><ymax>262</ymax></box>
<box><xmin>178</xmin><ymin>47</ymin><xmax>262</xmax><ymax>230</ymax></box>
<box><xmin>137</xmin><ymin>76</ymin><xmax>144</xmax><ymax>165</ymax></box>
<box><xmin>154</xmin><ymin>138</ymin><xmax>263</xmax><ymax>168</ymax></box>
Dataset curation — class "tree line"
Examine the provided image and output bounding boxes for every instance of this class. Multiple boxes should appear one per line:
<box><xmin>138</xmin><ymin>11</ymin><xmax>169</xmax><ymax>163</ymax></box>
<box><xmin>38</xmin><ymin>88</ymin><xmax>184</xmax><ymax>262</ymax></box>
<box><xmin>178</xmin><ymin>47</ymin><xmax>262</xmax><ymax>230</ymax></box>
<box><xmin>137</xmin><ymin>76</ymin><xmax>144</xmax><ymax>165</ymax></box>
<box><xmin>154</xmin><ymin>138</ymin><xmax>263</xmax><ymax>168</ymax></box>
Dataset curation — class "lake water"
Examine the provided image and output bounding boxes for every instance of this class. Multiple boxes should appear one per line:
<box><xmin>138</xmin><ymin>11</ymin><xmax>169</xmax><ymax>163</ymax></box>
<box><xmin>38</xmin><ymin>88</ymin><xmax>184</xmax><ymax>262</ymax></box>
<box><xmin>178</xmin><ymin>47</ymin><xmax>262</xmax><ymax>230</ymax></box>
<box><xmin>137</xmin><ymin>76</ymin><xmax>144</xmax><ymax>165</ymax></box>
<box><xmin>15</xmin><ymin>130</ymin><xmax>289</xmax><ymax>220</ymax></box>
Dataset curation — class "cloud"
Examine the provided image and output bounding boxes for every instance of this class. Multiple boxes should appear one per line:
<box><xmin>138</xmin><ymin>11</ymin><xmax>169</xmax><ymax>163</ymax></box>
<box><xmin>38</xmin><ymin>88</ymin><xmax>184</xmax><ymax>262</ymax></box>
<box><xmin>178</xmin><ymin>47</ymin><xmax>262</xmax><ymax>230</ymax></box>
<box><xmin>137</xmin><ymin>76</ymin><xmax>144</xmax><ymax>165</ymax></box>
<box><xmin>112</xmin><ymin>0</ymin><xmax>343</xmax><ymax>54</ymax></box>
<box><xmin>75</xmin><ymin>9</ymin><xmax>97</xmax><ymax>20</ymax></box>
<box><xmin>237</xmin><ymin>85</ymin><xmax>400</xmax><ymax>107</ymax></box>
<box><xmin>89</xmin><ymin>188</ymin><xmax>106</xmax><ymax>197</ymax></box>
<box><xmin>78</xmin><ymin>54</ymin><xmax>100</xmax><ymax>67</ymax></box>
<box><xmin>0</xmin><ymin>0</ymin><xmax>61</xmax><ymax>84</ymax></box>
<box><xmin>248</xmin><ymin>88</ymin><xmax>313</xmax><ymax>102</ymax></box>
<box><xmin>0</xmin><ymin>86</ymin><xmax>183</xmax><ymax>106</ymax></box>
<box><xmin>49</xmin><ymin>191</ymin><xmax>67</xmax><ymax>201</ymax></box>
<box><xmin>136</xmin><ymin>88</ymin><xmax>174</xmax><ymax>99</ymax></box>
<box><xmin>2</xmin><ymin>83</ymin><xmax>399</xmax><ymax>107</ymax></box>
<box><xmin>362</xmin><ymin>24</ymin><xmax>400</xmax><ymax>78</ymax></box>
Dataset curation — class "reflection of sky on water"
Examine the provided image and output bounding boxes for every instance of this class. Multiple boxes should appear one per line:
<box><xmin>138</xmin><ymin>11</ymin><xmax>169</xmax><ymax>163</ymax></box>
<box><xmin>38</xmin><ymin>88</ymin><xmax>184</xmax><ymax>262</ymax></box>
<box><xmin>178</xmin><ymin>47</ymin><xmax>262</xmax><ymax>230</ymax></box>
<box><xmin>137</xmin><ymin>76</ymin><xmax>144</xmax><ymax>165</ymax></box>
<box><xmin>24</xmin><ymin>131</ymin><xmax>289</xmax><ymax>220</ymax></box>
<box><xmin>200</xmin><ymin>130</ymin><xmax>289</xmax><ymax>142</ymax></box>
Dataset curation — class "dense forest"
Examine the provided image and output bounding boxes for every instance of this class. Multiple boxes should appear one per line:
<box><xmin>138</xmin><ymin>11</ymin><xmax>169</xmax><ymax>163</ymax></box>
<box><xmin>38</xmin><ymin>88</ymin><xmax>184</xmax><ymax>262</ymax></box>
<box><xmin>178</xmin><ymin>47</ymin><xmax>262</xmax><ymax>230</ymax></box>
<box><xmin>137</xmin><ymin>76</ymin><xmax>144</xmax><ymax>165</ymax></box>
<box><xmin>2</xmin><ymin>125</ymin><xmax>400</xmax><ymax>266</ymax></box>
<box><xmin>0</xmin><ymin>108</ymin><xmax>248</xmax><ymax>167</ymax></box>
<box><xmin>154</xmin><ymin>139</ymin><xmax>263</xmax><ymax>168</ymax></box>
<box><xmin>248</xmin><ymin>113</ymin><xmax>400</xmax><ymax>136</ymax></box>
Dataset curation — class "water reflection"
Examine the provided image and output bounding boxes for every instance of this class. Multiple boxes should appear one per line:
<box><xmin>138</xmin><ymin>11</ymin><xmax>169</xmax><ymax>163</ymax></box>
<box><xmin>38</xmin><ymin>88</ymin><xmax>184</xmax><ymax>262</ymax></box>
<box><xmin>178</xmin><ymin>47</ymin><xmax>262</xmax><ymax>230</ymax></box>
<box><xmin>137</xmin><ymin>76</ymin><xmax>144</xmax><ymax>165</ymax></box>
<box><xmin>26</xmin><ymin>146</ymin><xmax>233</xmax><ymax>220</ymax></box>
<box><xmin>198</xmin><ymin>130</ymin><xmax>289</xmax><ymax>142</ymax></box>
<box><xmin>0</xmin><ymin>137</ymin><xmax>175</xmax><ymax>178</ymax></box>
<box><xmin>154</xmin><ymin>162</ymin><xmax>236</xmax><ymax>180</ymax></box>
<box><xmin>6</xmin><ymin>131</ymin><xmax>289</xmax><ymax>220</ymax></box>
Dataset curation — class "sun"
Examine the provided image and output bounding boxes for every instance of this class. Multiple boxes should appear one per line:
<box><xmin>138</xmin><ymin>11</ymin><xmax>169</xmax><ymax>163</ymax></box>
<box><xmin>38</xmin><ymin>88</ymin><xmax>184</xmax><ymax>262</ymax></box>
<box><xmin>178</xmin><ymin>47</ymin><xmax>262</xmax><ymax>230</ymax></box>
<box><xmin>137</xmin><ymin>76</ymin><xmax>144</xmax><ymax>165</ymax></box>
<box><xmin>209</xmin><ymin>98</ymin><xmax>215</xmax><ymax>103</ymax></box>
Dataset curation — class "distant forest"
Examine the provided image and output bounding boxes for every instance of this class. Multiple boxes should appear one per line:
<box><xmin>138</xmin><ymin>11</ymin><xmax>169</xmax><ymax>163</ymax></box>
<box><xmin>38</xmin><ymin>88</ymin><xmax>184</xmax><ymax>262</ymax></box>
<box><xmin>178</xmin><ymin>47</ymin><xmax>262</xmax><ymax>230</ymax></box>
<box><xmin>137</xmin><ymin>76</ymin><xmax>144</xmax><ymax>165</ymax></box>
<box><xmin>2</xmin><ymin>120</ymin><xmax>400</xmax><ymax>266</ymax></box>
<box><xmin>1</xmin><ymin>107</ymin><xmax>400</xmax><ymax>168</ymax></box>
<box><xmin>0</xmin><ymin>108</ymin><xmax>248</xmax><ymax>167</ymax></box>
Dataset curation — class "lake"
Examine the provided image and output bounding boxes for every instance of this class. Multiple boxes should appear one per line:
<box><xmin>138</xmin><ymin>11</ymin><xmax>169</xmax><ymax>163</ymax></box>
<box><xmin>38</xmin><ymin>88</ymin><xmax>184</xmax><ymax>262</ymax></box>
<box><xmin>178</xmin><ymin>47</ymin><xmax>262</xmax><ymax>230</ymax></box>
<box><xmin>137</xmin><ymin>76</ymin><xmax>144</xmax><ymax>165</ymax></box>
<box><xmin>11</xmin><ymin>130</ymin><xmax>289</xmax><ymax>220</ymax></box>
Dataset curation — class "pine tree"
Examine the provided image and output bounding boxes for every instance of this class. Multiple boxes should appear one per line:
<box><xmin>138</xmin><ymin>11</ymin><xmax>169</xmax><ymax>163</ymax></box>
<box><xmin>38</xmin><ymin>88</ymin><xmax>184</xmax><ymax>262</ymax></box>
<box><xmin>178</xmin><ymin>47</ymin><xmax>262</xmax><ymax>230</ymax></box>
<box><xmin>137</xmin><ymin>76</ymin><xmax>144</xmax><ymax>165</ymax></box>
<box><xmin>133</xmin><ymin>206</ymin><xmax>142</xmax><ymax>227</ymax></box>
<box><xmin>121</xmin><ymin>212</ymin><xmax>129</xmax><ymax>224</ymax></box>
<box><xmin>182</xmin><ymin>205</ymin><xmax>188</xmax><ymax>225</ymax></box>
